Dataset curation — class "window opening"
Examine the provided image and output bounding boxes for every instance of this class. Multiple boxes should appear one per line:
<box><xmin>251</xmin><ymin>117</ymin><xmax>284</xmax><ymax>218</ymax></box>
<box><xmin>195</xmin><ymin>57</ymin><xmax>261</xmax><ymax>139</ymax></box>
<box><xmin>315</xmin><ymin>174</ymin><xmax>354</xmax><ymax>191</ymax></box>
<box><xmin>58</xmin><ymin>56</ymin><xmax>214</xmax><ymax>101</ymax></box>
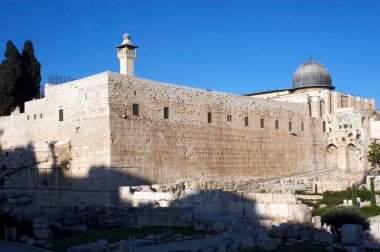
<box><xmin>208</xmin><ymin>112</ymin><xmax>212</xmax><ymax>123</ymax></box>
<box><xmin>59</xmin><ymin>109</ymin><xmax>64</xmax><ymax>121</ymax></box>
<box><xmin>164</xmin><ymin>107</ymin><xmax>169</xmax><ymax>119</ymax></box>
<box><xmin>132</xmin><ymin>104</ymin><xmax>139</xmax><ymax>116</ymax></box>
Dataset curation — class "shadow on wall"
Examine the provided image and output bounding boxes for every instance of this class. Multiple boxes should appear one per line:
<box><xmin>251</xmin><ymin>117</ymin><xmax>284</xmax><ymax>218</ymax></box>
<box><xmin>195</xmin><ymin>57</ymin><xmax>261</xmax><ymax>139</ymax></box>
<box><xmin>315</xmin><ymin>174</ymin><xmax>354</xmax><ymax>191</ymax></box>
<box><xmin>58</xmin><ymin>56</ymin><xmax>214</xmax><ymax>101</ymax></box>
<box><xmin>0</xmin><ymin>128</ymin><xmax>151</xmax><ymax>205</ymax></box>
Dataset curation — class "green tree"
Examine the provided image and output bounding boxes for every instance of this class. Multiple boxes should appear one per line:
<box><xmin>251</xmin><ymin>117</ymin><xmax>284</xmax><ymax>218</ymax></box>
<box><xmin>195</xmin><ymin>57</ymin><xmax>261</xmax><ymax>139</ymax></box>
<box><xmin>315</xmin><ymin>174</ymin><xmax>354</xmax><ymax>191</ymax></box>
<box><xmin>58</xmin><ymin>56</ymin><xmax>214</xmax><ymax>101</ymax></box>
<box><xmin>368</xmin><ymin>141</ymin><xmax>380</xmax><ymax>169</ymax></box>
<box><xmin>352</xmin><ymin>184</ymin><xmax>358</xmax><ymax>207</ymax></box>
<box><xmin>20</xmin><ymin>40</ymin><xmax>41</xmax><ymax>107</ymax></box>
<box><xmin>370</xmin><ymin>177</ymin><xmax>376</xmax><ymax>206</ymax></box>
<box><xmin>0</xmin><ymin>41</ymin><xmax>22</xmax><ymax>116</ymax></box>
<box><xmin>0</xmin><ymin>40</ymin><xmax>41</xmax><ymax>116</ymax></box>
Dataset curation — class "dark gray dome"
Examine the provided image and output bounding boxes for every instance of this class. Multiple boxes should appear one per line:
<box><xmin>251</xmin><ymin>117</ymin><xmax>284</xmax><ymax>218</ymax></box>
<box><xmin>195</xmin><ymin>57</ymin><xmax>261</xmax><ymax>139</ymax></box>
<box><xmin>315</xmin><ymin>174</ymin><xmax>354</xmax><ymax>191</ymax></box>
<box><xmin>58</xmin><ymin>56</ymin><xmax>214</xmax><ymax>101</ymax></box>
<box><xmin>292</xmin><ymin>61</ymin><xmax>333</xmax><ymax>89</ymax></box>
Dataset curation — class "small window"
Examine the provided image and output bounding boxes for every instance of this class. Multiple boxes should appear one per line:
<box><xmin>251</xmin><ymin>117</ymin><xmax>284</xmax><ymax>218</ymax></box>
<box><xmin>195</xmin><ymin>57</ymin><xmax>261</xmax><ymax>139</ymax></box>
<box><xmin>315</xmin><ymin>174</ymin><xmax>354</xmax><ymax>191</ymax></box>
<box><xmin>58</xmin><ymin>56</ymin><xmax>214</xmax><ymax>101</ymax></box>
<box><xmin>344</xmin><ymin>124</ymin><xmax>347</xmax><ymax>129</ymax></box>
<box><xmin>208</xmin><ymin>112</ymin><xmax>212</xmax><ymax>123</ymax></box>
<box><xmin>329</xmin><ymin>128</ymin><xmax>332</xmax><ymax>132</ymax></box>
<box><xmin>59</xmin><ymin>109</ymin><xmax>64</xmax><ymax>121</ymax></box>
<box><xmin>132</xmin><ymin>104</ymin><xmax>139</xmax><ymax>116</ymax></box>
<box><xmin>245</xmin><ymin>116</ymin><xmax>249</xmax><ymax>126</ymax></box>
<box><xmin>164</xmin><ymin>107</ymin><xmax>169</xmax><ymax>119</ymax></box>
<box><xmin>289</xmin><ymin>121</ymin><xmax>292</xmax><ymax>131</ymax></box>
<box><xmin>34</xmin><ymin>114</ymin><xmax>36</xmax><ymax>119</ymax></box>
<box><xmin>339</xmin><ymin>125</ymin><xmax>342</xmax><ymax>129</ymax></box>
<box><xmin>301</xmin><ymin>122</ymin><xmax>304</xmax><ymax>132</ymax></box>
<box><xmin>40</xmin><ymin>113</ymin><xmax>42</xmax><ymax>119</ymax></box>
<box><xmin>27</xmin><ymin>115</ymin><xmax>29</xmax><ymax>121</ymax></box>
<box><xmin>275</xmin><ymin>120</ymin><xmax>279</xmax><ymax>130</ymax></box>
<box><xmin>323</xmin><ymin>121</ymin><xmax>326</xmax><ymax>132</ymax></box>
<box><xmin>260</xmin><ymin>118</ymin><xmax>264</xmax><ymax>128</ymax></box>
<box><xmin>227</xmin><ymin>115</ymin><xmax>232</xmax><ymax>122</ymax></box>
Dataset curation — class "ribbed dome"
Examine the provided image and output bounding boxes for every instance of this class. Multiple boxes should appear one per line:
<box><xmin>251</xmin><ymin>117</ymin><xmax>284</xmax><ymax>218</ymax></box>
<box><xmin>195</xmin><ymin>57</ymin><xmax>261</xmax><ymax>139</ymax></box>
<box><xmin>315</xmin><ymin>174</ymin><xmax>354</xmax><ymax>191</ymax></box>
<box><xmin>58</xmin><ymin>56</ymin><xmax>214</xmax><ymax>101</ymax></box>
<box><xmin>292</xmin><ymin>61</ymin><xmax>333</xmax><ymax>89</ymax></box>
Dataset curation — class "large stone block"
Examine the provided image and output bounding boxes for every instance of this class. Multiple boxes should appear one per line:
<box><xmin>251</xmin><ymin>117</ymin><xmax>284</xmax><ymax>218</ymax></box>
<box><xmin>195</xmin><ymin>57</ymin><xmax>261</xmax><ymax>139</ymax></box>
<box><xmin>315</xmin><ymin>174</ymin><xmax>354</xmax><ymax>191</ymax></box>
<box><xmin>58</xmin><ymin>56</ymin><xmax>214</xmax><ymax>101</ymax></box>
<box><xmin>255</xmin><ymin>234</ymin><xmax>278</xmax><ymax>250</ymax></box>
<box><xmin>119</xmin><ymin>186</ymin><xmax>131</xmax><ymax>200</ymax></box>
<box><xmin>341</xmin><ymin>224</ymin><xmax>364</xmax><ymax>245</ymax></box>
<box><xmin>255</xmin><ymin>203</ymin><xmax>267</xmax><ymax>217</ymax></box>
<box><xmin>290</xmin><ymin>204</ymin><xmax>312</xmax><ymax>223</ymax></box>
<box><xmin>33</xmin><ymin>217</ymin><xmax>49</xmax><ymax>229</ymax></box>
<box><xmin>312</xmin><ymin>231</ymin><xmax>333</xmax><ymax>243</ymax></box>
<box><xmin>34</xmin><ymin>228</ymin><xmax>53</xmax><ymax>239</ymax></box>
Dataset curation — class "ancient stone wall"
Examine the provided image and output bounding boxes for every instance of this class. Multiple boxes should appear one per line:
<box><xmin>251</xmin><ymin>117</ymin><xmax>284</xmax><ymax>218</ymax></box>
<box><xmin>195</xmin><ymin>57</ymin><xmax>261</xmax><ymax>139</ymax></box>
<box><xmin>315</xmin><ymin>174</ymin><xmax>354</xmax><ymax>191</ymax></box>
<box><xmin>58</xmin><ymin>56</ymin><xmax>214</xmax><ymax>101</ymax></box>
<box><xmin>119</xmin><ymin>187</ymin><xmax>311</xmax><ymax>224</ymax></box>
<box><xmin>0</xmin><ymin>73</ymin><xmax>113</xmax><ymax>205</ymax></box>
<box><xmin>0</xmin><ymin>71</ymin><xmax>361</xmax><ymax>206</ymax></box>
<box><xmin>107</xmin><ymin>72</ymin><xmax>326</xmax><ymax>185</ymax></box>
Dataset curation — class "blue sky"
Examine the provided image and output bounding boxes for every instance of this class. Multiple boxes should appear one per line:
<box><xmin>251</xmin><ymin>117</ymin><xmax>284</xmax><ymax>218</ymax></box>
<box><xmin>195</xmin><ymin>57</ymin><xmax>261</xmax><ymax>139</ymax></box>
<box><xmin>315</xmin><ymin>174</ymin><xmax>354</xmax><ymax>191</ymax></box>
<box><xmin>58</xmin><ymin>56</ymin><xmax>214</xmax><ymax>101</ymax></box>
<box><xmin>1</xmin><ymin>0</ymin><xmax>379</xmax><ymax>104</ymax></box>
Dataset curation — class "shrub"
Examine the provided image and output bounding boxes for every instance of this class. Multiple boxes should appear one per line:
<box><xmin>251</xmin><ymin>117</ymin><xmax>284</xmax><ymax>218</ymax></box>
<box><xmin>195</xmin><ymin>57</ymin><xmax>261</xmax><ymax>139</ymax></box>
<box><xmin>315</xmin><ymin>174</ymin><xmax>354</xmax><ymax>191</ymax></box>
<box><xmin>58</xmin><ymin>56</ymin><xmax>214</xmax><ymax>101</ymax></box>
<box><xmin>321</xmin><ymin>206</ymin><xmax>369</xmax><ymax>230</ymax></box>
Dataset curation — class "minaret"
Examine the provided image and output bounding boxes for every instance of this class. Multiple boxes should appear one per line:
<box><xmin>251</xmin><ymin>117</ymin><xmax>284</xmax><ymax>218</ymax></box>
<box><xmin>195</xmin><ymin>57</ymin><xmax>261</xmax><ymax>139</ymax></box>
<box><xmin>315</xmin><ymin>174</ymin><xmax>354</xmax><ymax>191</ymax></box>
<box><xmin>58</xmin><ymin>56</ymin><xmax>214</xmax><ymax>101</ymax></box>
<box><xmin>115</xmin><ymin>33</ymin><xmax>138</xmax><ymax>76</ymax></box>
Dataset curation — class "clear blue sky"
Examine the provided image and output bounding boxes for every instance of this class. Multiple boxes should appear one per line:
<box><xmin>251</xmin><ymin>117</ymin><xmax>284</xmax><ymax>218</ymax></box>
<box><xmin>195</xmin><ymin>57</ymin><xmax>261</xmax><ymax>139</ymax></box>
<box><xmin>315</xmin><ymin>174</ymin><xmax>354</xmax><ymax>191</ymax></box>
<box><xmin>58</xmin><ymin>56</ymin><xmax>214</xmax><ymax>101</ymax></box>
<box><xmin>1</xmin><ymin>0</ymin><xmax>379</xmax><ymax>105</ymax></box>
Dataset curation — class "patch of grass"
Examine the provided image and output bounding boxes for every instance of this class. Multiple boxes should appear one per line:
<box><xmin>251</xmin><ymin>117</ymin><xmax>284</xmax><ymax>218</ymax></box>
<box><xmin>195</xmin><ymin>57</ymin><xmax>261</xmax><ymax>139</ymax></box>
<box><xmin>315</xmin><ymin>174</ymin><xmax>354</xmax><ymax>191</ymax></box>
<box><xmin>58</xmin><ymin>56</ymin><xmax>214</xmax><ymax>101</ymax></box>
<box><xmin>304</xmin><ymin>187</ymin><xmax>377</xmax><ymax>217</ymax></box>
<box><xmin>360</xmin><ymin>205</ymin><xmax>380</xmax><ymax>217</ymax></box>
<box><xmin>52</xmin><ymin>226</ymin><xmax>201</xmax><ymax>252</ymax></box>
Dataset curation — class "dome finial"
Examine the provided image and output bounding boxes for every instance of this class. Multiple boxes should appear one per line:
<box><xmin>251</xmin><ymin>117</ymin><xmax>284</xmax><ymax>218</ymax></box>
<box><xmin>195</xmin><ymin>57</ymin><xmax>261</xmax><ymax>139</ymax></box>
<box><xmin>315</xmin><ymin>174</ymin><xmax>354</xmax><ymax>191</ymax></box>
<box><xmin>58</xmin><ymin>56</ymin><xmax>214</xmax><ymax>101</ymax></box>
<box><xmin>309</xmin><ymin>52</ymin><xmax>312</xmax><ymax>62</ymax></box>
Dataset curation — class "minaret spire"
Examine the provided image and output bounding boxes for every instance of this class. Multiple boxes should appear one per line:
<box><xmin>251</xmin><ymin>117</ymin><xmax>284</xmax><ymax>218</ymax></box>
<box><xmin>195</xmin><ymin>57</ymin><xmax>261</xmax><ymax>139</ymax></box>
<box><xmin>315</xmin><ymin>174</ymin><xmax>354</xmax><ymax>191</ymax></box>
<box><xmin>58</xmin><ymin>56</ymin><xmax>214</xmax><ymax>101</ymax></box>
<box><xmin>115</xmin><ymin>33</ymin><xmax>138</xmax><ymax>76</ymax></box>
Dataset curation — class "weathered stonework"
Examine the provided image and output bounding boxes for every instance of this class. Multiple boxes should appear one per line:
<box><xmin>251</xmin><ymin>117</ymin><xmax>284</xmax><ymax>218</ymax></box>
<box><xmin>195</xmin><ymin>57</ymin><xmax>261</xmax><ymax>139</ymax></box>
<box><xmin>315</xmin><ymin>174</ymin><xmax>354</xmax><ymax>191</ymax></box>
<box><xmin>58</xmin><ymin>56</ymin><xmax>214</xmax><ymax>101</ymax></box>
<box><xmin>0</xmin><ymin>71</ymin><xmax>327</xmax><ymax>205</ymax></box>
<box><xmin>0</xmin><ymin>34</ymin><xmax>378</xmax><ymax>206</ymax></box>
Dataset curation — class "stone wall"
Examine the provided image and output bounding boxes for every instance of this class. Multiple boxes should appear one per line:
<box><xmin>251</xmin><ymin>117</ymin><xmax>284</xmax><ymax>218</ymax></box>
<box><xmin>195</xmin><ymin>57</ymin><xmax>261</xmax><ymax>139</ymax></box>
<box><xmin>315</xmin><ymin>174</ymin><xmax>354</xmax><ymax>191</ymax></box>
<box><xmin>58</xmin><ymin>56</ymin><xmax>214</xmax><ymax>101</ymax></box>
<box><xmin>0</xmin><ymin>71</ymin><xmax>362</xmax><ymax>206</ymax></box>
<box><xmin>0</xmin><ymin>73</ymin><xmax>115</xmax><ymax>205</ymax></box>
<box><xmin>150</xmin><ymin>169</ymin><xmax>364</xmax><ymax>195</ymax></box>
<box><xmin>107</xmin><ymin>72</ymin><xmax>325</xmax><ymax>185</ymax></box>
<box><xmin>119</xmin><ymin>186</ymin><xmax>311</xmax><ymax>224</ymax></box>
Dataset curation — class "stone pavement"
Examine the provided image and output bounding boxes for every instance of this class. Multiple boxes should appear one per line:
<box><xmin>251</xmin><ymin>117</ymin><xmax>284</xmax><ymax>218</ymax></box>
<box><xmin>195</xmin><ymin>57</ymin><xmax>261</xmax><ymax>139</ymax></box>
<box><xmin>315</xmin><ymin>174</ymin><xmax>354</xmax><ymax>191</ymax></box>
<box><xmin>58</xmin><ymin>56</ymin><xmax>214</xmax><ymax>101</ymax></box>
<box><xmin>0</xmin><ymin>240</ymin><xmax>52</xmax><ymax>252</ymax></box>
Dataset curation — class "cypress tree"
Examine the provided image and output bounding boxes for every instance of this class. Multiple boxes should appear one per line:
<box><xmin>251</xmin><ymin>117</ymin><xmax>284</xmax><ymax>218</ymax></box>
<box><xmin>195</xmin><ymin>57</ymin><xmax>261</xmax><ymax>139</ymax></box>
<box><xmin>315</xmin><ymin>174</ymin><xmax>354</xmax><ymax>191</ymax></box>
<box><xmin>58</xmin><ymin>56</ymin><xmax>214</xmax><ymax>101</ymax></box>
<box><xmin>20</xmin><ymin>40</ymin><xmax>41</xmax><ymax>106</ymax></box>
<box><xmin>0</xmin><ymin>40</ymin><xmax>41</xmax><ymax>116</ymax></box>
<box><xmin>370</xmin><ymin>177</ymin><xmax>376</xmax><ymax>207</ymax></box>
<box><xmin>352</xmin><ymin>184</ymin><xmax>358</xmax><ymax>207</ymax></box>
<box><xmin>0</xmin><ymin>41</ymin><xmax>22</xmax><ymax>116</ymax></box>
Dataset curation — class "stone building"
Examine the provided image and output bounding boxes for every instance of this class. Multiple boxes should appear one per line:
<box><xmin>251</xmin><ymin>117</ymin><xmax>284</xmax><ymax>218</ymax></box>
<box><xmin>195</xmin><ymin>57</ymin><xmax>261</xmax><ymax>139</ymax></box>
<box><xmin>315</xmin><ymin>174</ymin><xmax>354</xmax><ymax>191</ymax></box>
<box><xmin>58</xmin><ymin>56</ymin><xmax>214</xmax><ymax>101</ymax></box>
<box><xmin>247</xmin><ymin>60</ymin><xmax>375</xmax><ymax>173</ymax></box>
<box><xmin>0</xmin><ymin>34</ymin><xmax>377</xmax><ymax>205</ymax></box>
